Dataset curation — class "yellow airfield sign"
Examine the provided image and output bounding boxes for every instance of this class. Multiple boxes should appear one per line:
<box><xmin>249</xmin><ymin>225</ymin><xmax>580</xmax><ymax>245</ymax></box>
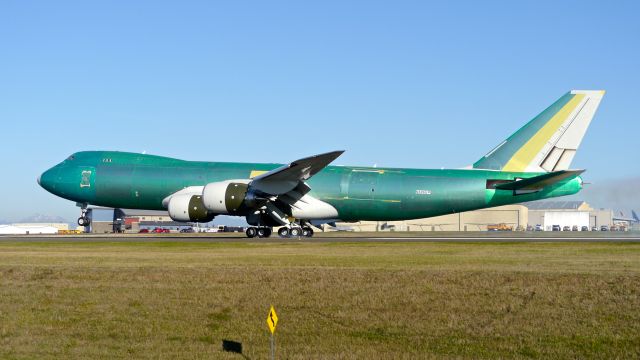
<box><xmin>266</xmin><ymin>305</ymin><xmax>278</xmax><ymax>334</ymax></box>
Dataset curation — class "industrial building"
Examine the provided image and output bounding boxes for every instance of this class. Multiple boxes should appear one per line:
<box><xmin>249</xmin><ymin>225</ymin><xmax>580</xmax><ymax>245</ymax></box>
<box><xmin>0</xmin><ymin>224</ymin><xmax>60</xmax><ymax>235</ymax></box>
<box><xmin>86</xmin><ymin>208</ymin><xmax>195</xmax><ymax>233</ymax></box>
<box><xmin>77</xmin><ymin>200</ymin><xmax>623</xmax><ymax>234</ymax></box>
<box><xmin>526</xmin><ymin>201</ymin><xmax>612</xmax><ymax>231</ymax></box>
<box><xmin>334</xmin><ymin>201</ymin><xmax>617</xmax><ymax>232</ymax></box>
<box><xmin>334</xmin><ymin>205</ymin><xmax>528</xmax><ymax>232</ymax></box>
<box><xmin>11</xmin><ymin>223</ymin><xmax>69</xmax><ymax>231</ymax></box>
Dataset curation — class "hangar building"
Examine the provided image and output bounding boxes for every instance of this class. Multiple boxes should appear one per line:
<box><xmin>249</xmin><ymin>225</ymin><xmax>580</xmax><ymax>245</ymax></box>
<box><xmin>82</xmin><ymin>201</ymin><xmax>618</xmax><ymax>233</ymax></box>
<box><xmin>86</xmin><ymin>208</ymin><xmax>193</xmax><ymax>233</ymax></box>
<box><xmin>0</xmin><ymin>224</ymin><xmax>59</xmax><ymax>235</ymax></box>
<box><xmin>334</xmin><ymin>201</ymin><xmax>616</xmax><ymax>232</ymax></box>
<box><xmin>525</xmin><ymin>201</ymin><xmax>612</xmax><ymax>230</ymax></box>
<box><xmin>12</xmin><ymin>223</ymin><xmax>69</xmax><ymax>231</ymax></box>
<box><xmin>335</xmin><ymin>205</ymin><xmax>528</xmax><ymax>232</ymax></box>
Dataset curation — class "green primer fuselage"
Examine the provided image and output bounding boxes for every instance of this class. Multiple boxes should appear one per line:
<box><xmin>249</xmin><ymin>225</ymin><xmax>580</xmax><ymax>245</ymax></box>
<box><xmin>39</xmin><ymin>151</ymin><xmax>583</xmax><ymax>221</ymax></box>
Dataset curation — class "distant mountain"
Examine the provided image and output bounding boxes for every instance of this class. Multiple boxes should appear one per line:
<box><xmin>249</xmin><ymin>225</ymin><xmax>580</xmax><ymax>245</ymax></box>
<box><xmin>18</xmin><ymin>214</ymin><xmax>70</xmax><ymax>224</ymax></box>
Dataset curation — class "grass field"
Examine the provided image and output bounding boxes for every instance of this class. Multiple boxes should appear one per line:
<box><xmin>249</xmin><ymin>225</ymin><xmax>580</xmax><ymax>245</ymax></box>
<box><xmin>0</xmin><ymin>239</ymin><xmax>639</xmax><ymax>359</ymax></box>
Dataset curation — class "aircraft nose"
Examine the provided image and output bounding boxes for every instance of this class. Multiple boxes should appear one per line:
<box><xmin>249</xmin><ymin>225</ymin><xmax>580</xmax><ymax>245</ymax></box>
<box><xmin>38</xmin><ymin>167</ymin><xmax>58</xmax><ymax>192</ymax></box>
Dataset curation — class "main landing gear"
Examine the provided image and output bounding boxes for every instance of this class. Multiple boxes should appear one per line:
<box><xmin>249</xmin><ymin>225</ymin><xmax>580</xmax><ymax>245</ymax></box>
<box><xmin>244</xmin><ymin>225</ymin><xmax>315</xmax><ymax>238</ymax></box>
<box><xmin>277</xmin><ymin>225</ymin><xmax>314</xmax><ymax>238</ymax></box>
<box><xmin>245</xmin><ymin>227</ymin><xmax>272</xmax><ymax>238</ymax></box>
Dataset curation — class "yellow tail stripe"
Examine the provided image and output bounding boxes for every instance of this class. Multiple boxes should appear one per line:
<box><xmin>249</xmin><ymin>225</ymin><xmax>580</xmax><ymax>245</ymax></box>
<box><xmin>503</xmin><ymin>94</ymin><xmax>585</xmax><ymax>172</ymax></box>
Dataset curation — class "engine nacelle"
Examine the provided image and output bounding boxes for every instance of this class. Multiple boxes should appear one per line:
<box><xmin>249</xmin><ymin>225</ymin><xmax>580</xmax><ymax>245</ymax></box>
<box><xmin>202</xmin><ymin>180</ymin><xmax>251</xmax><ymax>214</ymax></box>
<box><xmin>168</xmin><ymin>194</ymin><xmax>216</xmax><ymax>222</ymax></box>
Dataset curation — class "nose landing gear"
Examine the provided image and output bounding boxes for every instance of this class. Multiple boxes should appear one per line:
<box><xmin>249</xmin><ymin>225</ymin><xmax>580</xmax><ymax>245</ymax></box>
<box><xmin>77</xmin><ymin>204</ymin><xmax>90</xmax><ymax>227</ymax></box>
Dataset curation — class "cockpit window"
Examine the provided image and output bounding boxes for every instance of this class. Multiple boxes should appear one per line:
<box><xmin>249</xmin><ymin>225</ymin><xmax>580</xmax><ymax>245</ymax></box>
<box><xmin>67</xmin><ymin>155</ymin><xmax>76</xmax><ymax>161</ymax></box>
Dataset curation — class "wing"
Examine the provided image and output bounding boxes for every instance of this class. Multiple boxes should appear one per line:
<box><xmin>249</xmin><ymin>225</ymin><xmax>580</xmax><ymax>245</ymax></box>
<box><xmin>250</xmin><ymin>150</ymin><xmax>344</xmax><ymax>195</ymax></box>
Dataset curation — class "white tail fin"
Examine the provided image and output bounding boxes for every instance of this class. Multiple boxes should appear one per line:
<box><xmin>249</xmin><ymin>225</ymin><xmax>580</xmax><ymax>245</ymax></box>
<box><xmin>474</xmin><ymin>90</ymin><xmax>605</xmax><ymax>172</ymax></box>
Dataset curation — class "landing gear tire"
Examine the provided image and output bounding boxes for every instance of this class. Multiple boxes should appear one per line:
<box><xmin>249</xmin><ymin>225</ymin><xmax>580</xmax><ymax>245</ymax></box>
<box><xmin>77</xmin><ymin>205</ymin><xmax>89</xmax><ymax>227</ymax></box>
<box><xmin>246</xmin><ymin>227</ymin><xmax>257</xmax><ymax>238</ymax></box>
<box><xmin>278</xmin><ymin>227</ymin><xmax>290</xmax><ymax>238</ymax></box>
<box><xmin>257</xmin><ymin>227</ymin><xmax>272</xmax><ymax>238</ymax></box>
<box><xmin>290</xmin><ymin>227</ymin><xmax>302</xmax><ymax>237</ymax></box>
<box><xmin>302</xmin><ymin>226</ymin><xmax>314</xmax><ymax>237</ymax></box>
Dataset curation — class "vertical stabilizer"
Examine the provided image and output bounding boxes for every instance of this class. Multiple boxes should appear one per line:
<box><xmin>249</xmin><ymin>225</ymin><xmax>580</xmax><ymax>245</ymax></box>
<box><xmin>474</xmin><ymin>90</ymin><xmax>605</xmax><ymax>172</ymax></box>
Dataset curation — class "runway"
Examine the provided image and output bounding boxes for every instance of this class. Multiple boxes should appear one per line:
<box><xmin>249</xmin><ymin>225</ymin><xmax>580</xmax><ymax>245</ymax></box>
<box><xmin>2</xmin><ymin>232</ymin><xmax>639</xmax><ymax>243</ymax></box>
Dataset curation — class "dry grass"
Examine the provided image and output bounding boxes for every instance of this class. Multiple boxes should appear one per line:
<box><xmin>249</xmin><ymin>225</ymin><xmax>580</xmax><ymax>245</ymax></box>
<box><xmin>0</xmin><ymin>240</ymin><xmax>639</xmax><ymax>359</ymax></box>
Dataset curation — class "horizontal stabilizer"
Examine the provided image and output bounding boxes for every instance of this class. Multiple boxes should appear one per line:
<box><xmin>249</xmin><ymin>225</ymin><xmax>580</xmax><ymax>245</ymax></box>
<box><xmin>495</xmin><ymin>170</ymin><xmax>584</xmax><ymax>191</ymax></box>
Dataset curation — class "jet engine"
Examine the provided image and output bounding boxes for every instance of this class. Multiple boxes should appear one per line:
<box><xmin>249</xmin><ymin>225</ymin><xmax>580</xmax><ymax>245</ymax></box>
<box><xmin>202</xmin><ymin>180</ymin><xmax>256</xmax><ymax>214</ymax></box>
<box><xmin>167</xmin><ymin>193</ymin><xmax>216</xmax><ymax>222</ymax></box>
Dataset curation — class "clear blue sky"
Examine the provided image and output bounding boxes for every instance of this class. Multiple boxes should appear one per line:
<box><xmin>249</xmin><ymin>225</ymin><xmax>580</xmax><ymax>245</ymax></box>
<box><xmin>1</xmin><ymin>1</ymin><xmax>638</xmax><ymax>222</ymax></box>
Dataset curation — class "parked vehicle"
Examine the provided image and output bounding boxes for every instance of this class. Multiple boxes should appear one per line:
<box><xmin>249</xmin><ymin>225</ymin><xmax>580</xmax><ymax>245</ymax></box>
<box><xmin>572</xmin><ymin>225</ymin><xmax>579</xmax><ymax>231</ymax></box>
<box><xmin>581</xmin><ymin>226</ymin><xmax>589</xmax><ymax>231</ymax></box>
<box><xmin>552</xmin><ymin>225</ymin><xmax>561</xmax><ymax>231</ymax></box>
<box><xmin>487</xmin><ymin>223</ymin><xmax>513</xmax><ymax>231</ymax></box>
<box><xmin>600</xmin><ymin>225</ymin><xmax>608</xmax><ymax>231</ymax></box>
<box><xmin>563</xmin><ymin>226</ymin><xmax>571</xmax><ymax>231</ymax></box>
<box><xmin>180</xmin><ymin>228</ymin><xmax>194</xmax><ymax>233</ymax></box>
<box><xmin>138</xmin><ymin>229</ymin><xmax>149</xmax><ymax>233</ymax></box>
<box><xmin>591</xmin><ymin>226</ymin><xmax>598</xmax><ymax>231</ymax></box>
<box><xmin>223</xmin><ymin>226</ymin><xmax>245</xmax><ymax>233</ymax></box>
<box><xmin>535</xmin><ymin>224</ymin><xmax>543</xmax><ymax>231</ymax></box>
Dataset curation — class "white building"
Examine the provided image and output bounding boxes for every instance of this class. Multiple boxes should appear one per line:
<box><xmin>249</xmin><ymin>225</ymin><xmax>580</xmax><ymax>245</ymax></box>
<box><xmin>0</xmin><ymin>225</ymin><xmax>59</xmax><ymax>235</ymax></box>
<box><xmin>525</xmin><ymin>201</ymin><xmax>612</xmax><ymax>230</ymax></box>
<box><xmin>12</xmin><ymin>223</ymin><xmax>69</xmax><ymax>231</ymax></box>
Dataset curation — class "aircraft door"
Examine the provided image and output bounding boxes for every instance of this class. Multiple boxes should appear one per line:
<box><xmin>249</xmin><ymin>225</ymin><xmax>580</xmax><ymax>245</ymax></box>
<box><xmin>347</xmin><ymin>170</ymin><xmax>381</xmax><ymax>219</ymax></box>
<box><xmin>348</xmin><ymin>170</ymin><xmax>379</xmax><ymax>201</ymax></box>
